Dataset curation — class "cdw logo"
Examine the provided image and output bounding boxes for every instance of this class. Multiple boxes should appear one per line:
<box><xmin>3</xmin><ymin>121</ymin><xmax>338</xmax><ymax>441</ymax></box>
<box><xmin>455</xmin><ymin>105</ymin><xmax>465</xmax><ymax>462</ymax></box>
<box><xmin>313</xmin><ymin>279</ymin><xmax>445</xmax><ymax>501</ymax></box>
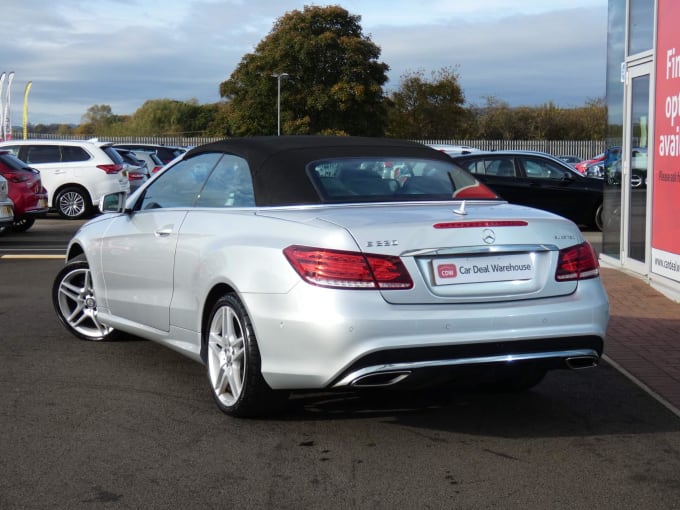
<box><xmin>437</xmin><ymin>264</ymin><xmax>457</xmax><ymax>279</ymax></box>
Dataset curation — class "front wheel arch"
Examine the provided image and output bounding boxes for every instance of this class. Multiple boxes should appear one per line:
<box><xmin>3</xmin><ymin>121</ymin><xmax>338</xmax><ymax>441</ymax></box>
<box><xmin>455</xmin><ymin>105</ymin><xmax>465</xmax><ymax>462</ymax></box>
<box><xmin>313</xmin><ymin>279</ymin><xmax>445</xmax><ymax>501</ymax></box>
<box><xmin>52</xmin><ymin>254</ymin><xmax>119</xmax><ymax>341</ymax></box>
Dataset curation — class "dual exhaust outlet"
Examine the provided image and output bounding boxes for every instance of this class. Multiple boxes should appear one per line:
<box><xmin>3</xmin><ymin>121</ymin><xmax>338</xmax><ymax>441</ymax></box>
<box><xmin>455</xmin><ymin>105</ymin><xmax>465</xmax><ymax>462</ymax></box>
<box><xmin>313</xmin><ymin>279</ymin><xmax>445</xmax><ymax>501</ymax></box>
<box><xmin>348</xmin><ymin>355</ymin><xmax>600</xmax><ymax>388</ymax></box>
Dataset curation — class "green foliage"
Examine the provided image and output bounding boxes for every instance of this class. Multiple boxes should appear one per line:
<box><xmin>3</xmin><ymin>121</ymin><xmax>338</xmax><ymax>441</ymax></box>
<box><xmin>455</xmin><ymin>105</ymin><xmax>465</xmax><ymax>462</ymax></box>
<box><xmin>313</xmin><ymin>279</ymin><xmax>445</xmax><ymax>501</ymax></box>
<box><xmin>386</xmin><ymin>67</ymin><xmax>470</xmax><ymax>139</ymax></box>
<box><xmin>469</xmin><ymin>96</ymin><xmax>606</xmax><ymax>140</ymax></box>
<box><xmin>218</xmin><ymin>5</ymin><xmax>389</xmax><ymax>136</ymax></box>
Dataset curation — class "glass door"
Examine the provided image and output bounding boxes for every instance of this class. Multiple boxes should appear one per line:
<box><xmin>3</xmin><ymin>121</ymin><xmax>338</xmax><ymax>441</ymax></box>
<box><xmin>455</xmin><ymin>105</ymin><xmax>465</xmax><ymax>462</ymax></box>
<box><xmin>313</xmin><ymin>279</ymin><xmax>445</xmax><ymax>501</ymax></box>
<box><xmin>622</xmin><ymin>62</ymin><xmax>652</xmax><ymax>272</ymax></box>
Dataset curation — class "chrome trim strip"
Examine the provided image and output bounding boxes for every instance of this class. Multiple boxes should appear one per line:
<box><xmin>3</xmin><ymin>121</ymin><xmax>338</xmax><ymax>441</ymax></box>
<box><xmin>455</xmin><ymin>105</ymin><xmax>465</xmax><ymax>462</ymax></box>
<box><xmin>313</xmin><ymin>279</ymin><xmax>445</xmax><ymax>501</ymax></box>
<box><xmin>400</xmin><ymin>244</ymin><xmax>558</xmax><ymax>257</ymax></box>
<box><xmin>332</xmin><ymin>348</ymin><xmax>599</xmax><ymax>388</ymax></box>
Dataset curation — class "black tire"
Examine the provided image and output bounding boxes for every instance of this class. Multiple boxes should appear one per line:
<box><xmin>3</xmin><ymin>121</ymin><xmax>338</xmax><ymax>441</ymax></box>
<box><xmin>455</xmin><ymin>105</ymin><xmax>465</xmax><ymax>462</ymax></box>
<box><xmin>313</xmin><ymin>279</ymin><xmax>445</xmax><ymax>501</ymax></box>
<box><xmin>52</xmin><ymin>255</ymin><xmax>118</xmax><ymax>341</ymax></box>
<box><xmin>11</xmin><ymin>216</ymin><xmax>35</xmax><ymax>233</ymax></box>
<box><xmin>594</xmin><ymin>203</ymin><xmax>603</xmax><ymax>232</ymax></box>
<box><xmin>205</xmin><ymin>294</ymin><xmax>288</xmax><ymax>417</ymax></box>
<box><xmin>54</xmin><ymin>186</ymin><xmax>92</xmax><ymax>220</ymax></box>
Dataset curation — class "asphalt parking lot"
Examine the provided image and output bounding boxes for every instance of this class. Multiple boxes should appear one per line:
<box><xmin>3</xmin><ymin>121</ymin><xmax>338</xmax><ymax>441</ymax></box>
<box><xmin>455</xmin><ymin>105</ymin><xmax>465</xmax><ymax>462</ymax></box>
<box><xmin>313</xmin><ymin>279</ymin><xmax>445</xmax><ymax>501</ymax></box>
<box><xmin>1</xmin><ymin>217</ymin><xmax>679</xmax><ymax>509</ymax></box>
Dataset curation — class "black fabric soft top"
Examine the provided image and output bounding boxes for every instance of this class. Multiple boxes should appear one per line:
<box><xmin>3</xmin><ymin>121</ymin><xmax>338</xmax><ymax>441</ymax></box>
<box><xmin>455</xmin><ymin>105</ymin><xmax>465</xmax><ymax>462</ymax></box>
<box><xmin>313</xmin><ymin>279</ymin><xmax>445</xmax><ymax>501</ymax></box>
<box><xmin>185</xmin><ymin>136</ymin><xmax>456</xmax><ymax>206</ymax></box>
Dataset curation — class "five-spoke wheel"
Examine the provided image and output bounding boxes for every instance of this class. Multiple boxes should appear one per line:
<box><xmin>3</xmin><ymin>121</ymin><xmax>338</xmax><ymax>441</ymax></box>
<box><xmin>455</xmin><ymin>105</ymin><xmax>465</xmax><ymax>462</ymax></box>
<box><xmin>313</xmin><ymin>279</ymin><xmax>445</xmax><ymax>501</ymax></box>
<box><xmin>205</xmin><ymin>294</ymin><xmax>288</xmax><ymax>417</ymax></box>
<box><xmin>52</xmin><ymin>256</ymin><xmax>116</xmax><ymax>341</ymax></box>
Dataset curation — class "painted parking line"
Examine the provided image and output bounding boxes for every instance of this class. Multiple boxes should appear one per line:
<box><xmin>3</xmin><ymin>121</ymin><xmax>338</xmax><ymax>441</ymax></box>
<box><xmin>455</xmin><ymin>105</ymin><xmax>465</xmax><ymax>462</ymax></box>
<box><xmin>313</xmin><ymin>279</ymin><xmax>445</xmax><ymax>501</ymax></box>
<box><xmin>603</xmin><ymin>354</ymin><xmax>680</xmax><ymax>420</ymax></box>
<box><xmin>0</xmin><ymin>254</ymin><xmax>64</xmax><ymax>259</ymax></box>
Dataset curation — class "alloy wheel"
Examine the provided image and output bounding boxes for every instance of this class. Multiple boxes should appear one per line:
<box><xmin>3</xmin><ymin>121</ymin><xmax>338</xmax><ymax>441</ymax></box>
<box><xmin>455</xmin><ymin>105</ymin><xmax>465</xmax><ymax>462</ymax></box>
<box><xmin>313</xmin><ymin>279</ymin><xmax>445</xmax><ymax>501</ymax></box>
<box><xmin>207</xmin><ymin>305</ymin><xmax>247</xmax><ymax>407</ymax></box>
<box><xmin>55</xmin><ymin>265</ymin><xmax>113</xmax><ymax>339</ymax></box>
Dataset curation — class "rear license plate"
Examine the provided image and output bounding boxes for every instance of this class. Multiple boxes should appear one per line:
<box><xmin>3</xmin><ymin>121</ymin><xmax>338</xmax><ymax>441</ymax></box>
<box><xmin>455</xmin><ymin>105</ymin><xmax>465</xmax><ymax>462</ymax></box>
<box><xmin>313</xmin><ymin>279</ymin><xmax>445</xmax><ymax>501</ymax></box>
<box><xmin>38</xmin><ymin>198</ymin><xmax>47</xmax><ymax>208</ymax></box>
<box><xmin>1</xmin><ymin>205</ymin><xmax>12</xmax><ymax>216</ymax></box>
<box><xmin>432</xmin><ymin>253</ymin><xmax>534</xmax><ymax>285</ymax></box>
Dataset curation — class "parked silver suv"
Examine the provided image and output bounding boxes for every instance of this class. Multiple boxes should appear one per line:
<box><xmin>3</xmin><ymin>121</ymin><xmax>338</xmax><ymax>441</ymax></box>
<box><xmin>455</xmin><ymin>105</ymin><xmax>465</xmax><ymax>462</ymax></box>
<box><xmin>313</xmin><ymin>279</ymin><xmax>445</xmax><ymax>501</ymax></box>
<box><xmin>0</xmin><ymin>140</ymin><xmax>130</xmax><ymax>219</ymax></box>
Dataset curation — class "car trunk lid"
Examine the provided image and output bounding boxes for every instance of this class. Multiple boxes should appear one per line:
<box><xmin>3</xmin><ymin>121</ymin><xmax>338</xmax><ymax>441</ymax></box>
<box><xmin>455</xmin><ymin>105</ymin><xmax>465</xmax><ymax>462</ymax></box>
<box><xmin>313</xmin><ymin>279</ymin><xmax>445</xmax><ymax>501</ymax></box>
<box><xmin>261</xmin><ymin>202</ymin><xmax>583</xmax><ymax>304</ymax></box>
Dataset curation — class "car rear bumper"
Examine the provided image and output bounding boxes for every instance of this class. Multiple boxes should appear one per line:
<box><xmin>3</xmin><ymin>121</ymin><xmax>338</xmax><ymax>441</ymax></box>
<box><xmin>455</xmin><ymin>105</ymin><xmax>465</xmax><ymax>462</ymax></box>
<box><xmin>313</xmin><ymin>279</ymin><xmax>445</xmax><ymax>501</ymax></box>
<box><xmin>243</xmin><ymin>278</ymin><xmax>610</xmax><ymax>390</ymax></box>
<box><xmin>330</xmin><ymin>336</ymin><xmax>602</xmax><ymax>388</ymax></box>
<box><xmin>20</xmin><ymin>206</ymin><xmax>50</xmax><ymax>218</ymax></box>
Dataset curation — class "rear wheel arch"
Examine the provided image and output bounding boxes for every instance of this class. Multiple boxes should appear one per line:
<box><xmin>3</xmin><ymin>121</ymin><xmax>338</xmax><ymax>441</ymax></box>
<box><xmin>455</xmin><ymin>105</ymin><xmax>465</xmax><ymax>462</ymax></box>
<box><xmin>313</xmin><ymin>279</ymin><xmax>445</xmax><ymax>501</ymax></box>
<box><xmin>200</xmin><ymin>283</ymin><xmax>238</xmax><ymax>363</ymax></box>
<box><xmin>53</xmin><ymin>184</ymin><xmax>93</xmax><ymax>219</ymax></box>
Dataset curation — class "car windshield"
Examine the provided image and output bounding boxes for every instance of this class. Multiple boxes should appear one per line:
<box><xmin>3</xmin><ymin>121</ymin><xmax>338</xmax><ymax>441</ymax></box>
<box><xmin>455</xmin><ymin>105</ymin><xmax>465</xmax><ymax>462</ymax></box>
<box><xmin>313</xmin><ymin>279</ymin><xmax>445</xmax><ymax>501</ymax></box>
<box><xmin>308</xmin><ymin>157</ymin><xmax>499</xmax><ymax>203</ymax></box>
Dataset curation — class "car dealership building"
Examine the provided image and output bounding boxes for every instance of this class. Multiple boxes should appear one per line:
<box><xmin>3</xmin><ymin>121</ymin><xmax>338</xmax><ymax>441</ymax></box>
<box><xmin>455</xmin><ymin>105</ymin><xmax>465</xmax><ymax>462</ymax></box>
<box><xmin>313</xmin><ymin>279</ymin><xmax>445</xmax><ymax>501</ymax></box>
<box><xmin>603</xmin><ymin>0</ymin><xmax>680</xmax><ymax>301</ymax></box>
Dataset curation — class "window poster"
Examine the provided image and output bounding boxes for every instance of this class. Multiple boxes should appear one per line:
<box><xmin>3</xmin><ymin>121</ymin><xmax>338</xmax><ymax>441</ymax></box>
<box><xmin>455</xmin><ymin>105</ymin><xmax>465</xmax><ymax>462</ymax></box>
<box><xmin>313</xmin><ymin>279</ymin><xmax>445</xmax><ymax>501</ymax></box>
<box><xmin>653</xmin><ymin>0</ymin><xmax>680</xmax><ymax>282</ymax></box>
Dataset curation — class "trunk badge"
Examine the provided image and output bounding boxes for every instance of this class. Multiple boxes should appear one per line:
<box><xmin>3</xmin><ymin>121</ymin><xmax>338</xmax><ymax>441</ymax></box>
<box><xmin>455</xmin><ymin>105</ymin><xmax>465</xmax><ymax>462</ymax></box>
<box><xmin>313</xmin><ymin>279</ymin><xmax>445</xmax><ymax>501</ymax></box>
<box><xmin>482</xmin><ymin>229</ymin><xmax>496</xmax><ymax>244</ymax></box>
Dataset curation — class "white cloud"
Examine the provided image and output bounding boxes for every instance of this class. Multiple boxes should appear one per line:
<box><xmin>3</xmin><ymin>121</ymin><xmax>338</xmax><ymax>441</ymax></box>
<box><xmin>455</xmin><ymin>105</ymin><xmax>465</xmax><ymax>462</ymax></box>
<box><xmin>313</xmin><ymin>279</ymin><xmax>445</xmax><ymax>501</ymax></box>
<box><xmin>0</xmin><ymin>0</ymin><xmax>607</xmax><ymax>125</ymax></box>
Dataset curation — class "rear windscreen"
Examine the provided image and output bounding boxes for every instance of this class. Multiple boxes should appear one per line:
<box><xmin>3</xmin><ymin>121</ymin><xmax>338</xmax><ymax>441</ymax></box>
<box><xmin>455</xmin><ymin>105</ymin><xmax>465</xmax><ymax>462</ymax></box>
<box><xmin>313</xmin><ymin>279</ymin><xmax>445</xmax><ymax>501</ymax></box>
<box><xmin>308</xmin><ymin>157</ymin><xmax>499</xmax><ymax>203</ymax></box>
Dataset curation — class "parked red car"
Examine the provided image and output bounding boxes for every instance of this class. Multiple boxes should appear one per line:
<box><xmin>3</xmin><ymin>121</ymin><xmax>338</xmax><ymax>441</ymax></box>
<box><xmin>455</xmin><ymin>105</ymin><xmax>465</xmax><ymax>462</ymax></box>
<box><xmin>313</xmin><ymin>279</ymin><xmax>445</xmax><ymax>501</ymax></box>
<box><xmin>574</xmin><ymin>153</ymin><xmax>605</xmax><ymax>174</ymax></box>
<box><xmin>0</xmin><ymin>150</ymin><xmax>49</xmax><ymax>232</ymax></box>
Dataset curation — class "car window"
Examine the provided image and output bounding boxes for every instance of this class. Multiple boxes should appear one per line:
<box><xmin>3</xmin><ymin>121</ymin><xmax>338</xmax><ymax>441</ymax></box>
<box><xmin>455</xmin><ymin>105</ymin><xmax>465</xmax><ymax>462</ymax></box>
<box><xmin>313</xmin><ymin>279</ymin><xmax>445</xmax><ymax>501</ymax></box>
<box><xmin>0</xmin><ymin>146</ymin><xmax>21</xmax><ymax>158</ymax></box>
<box><xmin>522</xmin><ymin>157</ymin><xmax>569</xmax><ymax>179</ymax></box>
<box><xmin>25</xmin><ymin>145</ymin><xmax>61</xmax><ymax>164</ymax></box>
<box><xmin>103</xmin><ymin>147</ymin><xmax>125</xmax><ymax>165</ymax></box>
<box><xmin>61</xmin><ymin>146</ymin><xmax>90</xmax><ymax>162</ymax></box>
<box><xmin>485</xmin><ymin>158</ymin><xmax>516</xmax><ymax>177</ymax></box>
<box><xmin>457</xmin><ymin>158</ymin><xmax>516</xmax><ymax>177</ymax></box>
<box><xmin>195</xmin><ymin>155</ymin><xmax>255</xmax><ymax>207</ymax></box>
<box><xmin>308</xmin><ymin>157</ymin><xmax>498</xmax><ymax>201</ymax></box>
<box><xmin>139</xmin><ymin>152</ymin><xmax>222</xmax><ymax>210</ymax></box>
<box><xmin>457</xmin><ymin>159</ymin><xmax>487</xmax><ymax>175</ymax></box>
<box><xmin>23</xmin><ymin>145</ymin><xmax>91</xmax><ymax>164</ymax></box>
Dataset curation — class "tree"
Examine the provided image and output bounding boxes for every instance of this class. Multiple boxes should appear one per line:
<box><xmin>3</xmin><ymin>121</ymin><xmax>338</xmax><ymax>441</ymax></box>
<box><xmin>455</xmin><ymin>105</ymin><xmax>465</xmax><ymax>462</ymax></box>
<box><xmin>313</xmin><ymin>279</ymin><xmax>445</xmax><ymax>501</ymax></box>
<box><xmin>76</xmin><ymin>104</ymin><xmax>119</xmax><ymax>135</ymax></box>
<box><xmin>386</xmin><ymin>67</ymin><xmax>469</xmax><ymax>139</ymax></box>
<box><xmin>470</xmin><ymin>96</ymin><xmax>515</xmax><ymax>139</ymax></box>
<box><xmin>468</xmin><ymin>96</ymin><xmax>606</xmax><ymax>140</ymax></box>
<box><xmin>219</xmin><ymin>5</ymin><xmax>390</xmax><ymax>136</ymax></box>
<box><xmin>122</xmin><ymin>99</ymin><xmax>217</xmax><ymax>136</ymax></box>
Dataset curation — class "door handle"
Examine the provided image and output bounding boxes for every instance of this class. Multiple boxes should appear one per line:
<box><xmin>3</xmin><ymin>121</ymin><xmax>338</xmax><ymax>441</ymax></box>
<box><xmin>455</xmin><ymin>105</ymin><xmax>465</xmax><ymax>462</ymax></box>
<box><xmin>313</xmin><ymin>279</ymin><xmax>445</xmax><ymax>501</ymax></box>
<box><xmin>154</xmin><ymin>228</ymin><xmax>172</xmax><ymax>237</ymax></box>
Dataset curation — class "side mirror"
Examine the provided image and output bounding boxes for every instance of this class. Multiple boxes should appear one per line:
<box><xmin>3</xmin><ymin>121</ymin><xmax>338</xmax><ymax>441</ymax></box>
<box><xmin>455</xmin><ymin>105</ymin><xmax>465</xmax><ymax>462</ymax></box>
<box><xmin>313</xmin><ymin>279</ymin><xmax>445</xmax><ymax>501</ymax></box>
<box><xmin>99</xmin><ymin>192</ymin><xmax>127</xmax><ymax>214</ymax></box>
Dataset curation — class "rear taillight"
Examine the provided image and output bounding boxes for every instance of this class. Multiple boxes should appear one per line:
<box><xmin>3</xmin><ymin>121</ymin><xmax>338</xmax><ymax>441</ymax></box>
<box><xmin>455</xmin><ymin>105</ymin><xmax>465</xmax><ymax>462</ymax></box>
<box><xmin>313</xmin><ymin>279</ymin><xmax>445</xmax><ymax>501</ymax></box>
<box><xmin>283</xmin><ymin>245</ymin><xmax>413</xmax><ymax>290</ymax></box>
<box><xmin>128</xmin><ymin>172</ymin><xmax>145</xmax><ymax>181</ymax></box>
<box><xmin>555</xmin><ymin>242</ymin><xmax>600</xmax><ymax>281</ymax></box>
<box><xmin>97</xmin><ymin>164</ymin><xmax>123</xmax><ymax>174</ymax></box>
<box><xmin>2</xmin><ymin>171</ymin><xmax>30</xmax><ymax>183</ymax></box>
<box><xmin>151</xmin><ymin>166</ymin><xmax>162</xmax><ymax>173</ymax></box>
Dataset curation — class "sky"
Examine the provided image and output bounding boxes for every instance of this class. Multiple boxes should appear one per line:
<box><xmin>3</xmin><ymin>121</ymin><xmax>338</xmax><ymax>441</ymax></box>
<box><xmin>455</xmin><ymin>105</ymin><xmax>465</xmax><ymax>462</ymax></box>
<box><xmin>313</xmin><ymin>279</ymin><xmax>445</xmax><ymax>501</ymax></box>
<box><xmin>0</xmin><ymin>0</ymin><xmax>608</xmax><ymax>126</ymax></box>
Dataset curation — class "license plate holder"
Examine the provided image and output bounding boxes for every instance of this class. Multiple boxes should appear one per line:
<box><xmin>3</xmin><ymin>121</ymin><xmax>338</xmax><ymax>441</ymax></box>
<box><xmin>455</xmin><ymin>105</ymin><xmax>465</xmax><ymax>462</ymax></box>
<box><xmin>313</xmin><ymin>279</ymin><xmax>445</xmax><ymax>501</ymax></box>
<box><xmin>432</xmin><ymin>253</ymin><xmax>535</xmax><ymax>285</ymax></box>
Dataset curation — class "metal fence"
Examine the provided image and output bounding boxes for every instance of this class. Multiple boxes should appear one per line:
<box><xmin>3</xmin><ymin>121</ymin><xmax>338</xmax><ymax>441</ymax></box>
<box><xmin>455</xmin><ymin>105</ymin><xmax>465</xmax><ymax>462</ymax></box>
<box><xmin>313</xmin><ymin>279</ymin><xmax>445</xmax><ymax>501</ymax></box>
<box><xmin>16</xmin><ymin>133</ymin><xmax>606</xmax><ymax>160</ymax></box>
<box><xmin>419</xmin><ymin>139</ymin><xmax>606</xmax><ymax>160</ymax></box>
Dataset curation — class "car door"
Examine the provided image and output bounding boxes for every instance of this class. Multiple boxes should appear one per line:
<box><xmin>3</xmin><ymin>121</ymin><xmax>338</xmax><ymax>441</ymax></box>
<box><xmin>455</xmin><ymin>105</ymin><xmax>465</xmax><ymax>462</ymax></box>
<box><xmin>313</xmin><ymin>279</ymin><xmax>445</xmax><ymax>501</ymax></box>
<box><xmin>456</xmin><ymin>156</ymin><xmax>529</xmax><ymax>203</ymax></box>
<box><xmin>100</xmin><ymin>152</ymin><xmax>222</xmax><ymax>332</ymax></box>
<box><xmin>516</xmin><ymin>156</ymin><xmax>580</xmax><ymax>220</ymax></box>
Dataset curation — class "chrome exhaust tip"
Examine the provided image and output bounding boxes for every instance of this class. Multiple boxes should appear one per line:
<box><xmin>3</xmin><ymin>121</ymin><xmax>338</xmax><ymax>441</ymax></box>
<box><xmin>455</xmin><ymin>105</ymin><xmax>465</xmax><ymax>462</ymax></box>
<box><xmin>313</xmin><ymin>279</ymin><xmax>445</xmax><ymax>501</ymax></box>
<box><xmin>565</xmin><ymin>356</ymin><xmax>599</xmax><ymax>370</ymax></box>
<box><xmin>350</xmin><ymin>371</ymin><xmax>411</xmax><ymax>387</ymax></box>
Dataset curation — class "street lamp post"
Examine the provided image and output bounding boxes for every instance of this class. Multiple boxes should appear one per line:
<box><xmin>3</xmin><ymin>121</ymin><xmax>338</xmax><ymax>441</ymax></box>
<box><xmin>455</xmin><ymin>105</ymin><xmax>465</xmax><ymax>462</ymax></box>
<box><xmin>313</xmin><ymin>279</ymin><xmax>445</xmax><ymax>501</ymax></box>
<box><xmin>271</xmin><ymin>72</ymin><xmax>289</xmax><ymax>136</ymax></box>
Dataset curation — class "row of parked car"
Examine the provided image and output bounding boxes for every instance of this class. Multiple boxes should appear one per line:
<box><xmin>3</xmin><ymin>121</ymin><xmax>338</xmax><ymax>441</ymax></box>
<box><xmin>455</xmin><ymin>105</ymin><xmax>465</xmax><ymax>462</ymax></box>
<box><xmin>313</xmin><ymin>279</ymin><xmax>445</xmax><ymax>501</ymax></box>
<box><xmin>0</xmin><ymin>140</ymin><xmax>187</xmax><ymax>233</ymax></box>
<box><xmin>0</xmin><ymin>138</ymin><xmax>616</xmax><ymax>235</ymax></box>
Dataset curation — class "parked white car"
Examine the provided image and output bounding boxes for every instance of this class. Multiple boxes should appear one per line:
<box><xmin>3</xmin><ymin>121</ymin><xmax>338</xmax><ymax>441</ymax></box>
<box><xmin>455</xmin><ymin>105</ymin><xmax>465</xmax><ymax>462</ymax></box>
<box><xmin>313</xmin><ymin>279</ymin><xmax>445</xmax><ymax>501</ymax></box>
<box><xmin>127</xmin><ymin>149</ymin><xmax>165</xmax><ymax>175</ymax></box>
<box><xmin>0</xmin><ymin>175</ymin><xmax>14</xmax><ymax>229</ymax></box>
<box><xmin>52</xmin><ymin>136</ymin><xmax>609</xmax><ymax>417</ymax></box>
<box><xmin>0</xmin><ymin>140</ymin><xmax>130</xmax><ymax>219</ymax></box>
<box><xmin>427</xmin><ymin>143</ymin><xmax>481</xmax><ymax>156</ymax></box>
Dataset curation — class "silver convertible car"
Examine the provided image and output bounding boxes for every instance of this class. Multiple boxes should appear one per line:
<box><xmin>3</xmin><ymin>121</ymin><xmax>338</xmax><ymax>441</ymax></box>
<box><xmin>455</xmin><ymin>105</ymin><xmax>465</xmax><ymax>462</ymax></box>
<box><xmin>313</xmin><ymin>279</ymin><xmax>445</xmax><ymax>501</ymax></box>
<box><xmin>52</xmin><ymin>136</ymin><xmax>609</xmax><ymax>417</ymax></box>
